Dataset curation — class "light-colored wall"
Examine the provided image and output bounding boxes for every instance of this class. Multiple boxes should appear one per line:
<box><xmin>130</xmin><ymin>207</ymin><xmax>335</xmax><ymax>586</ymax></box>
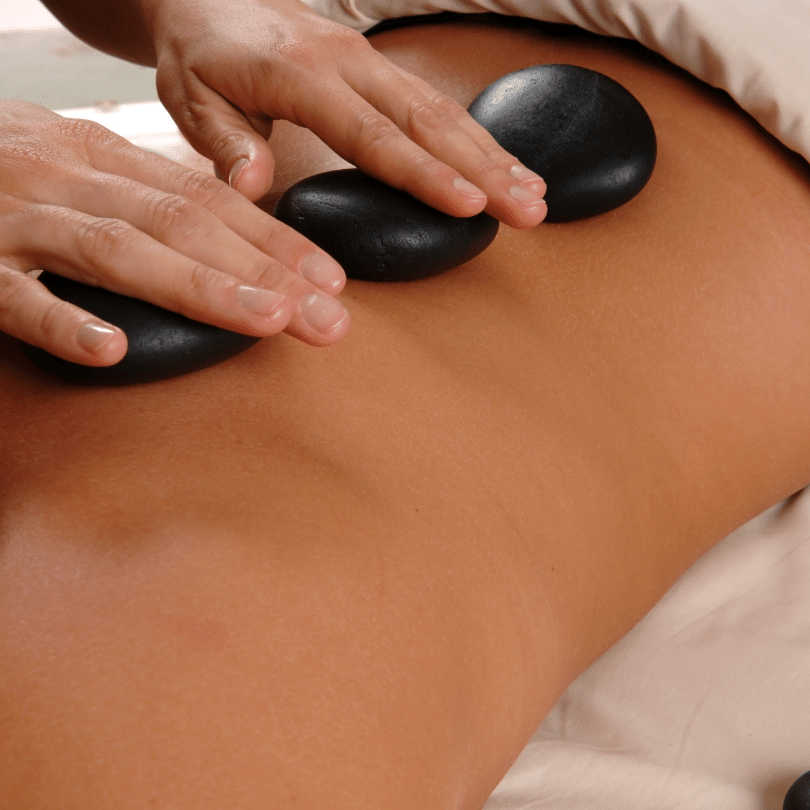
<box><xmin>3</xmin><ymin>0</ymin><xmax>62</xmax><ymax>32</ymax></box>
<box><xmin>1</xmin><ymin>1</ymin><xmax>157</xmax><ymax>109</ymax></box>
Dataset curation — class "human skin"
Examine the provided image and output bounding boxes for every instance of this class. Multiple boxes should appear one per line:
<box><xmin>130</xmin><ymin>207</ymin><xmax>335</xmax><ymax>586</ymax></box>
<box><xmin>2</xmin><ymin>0</ymin><xmax>547</xmax><ymax>370</ymax></box>
<box><xmin>2</xmin><ymin>16</ymin><xmax>810</xmax><ymax>810</ymax></box>
<box><xmin>0</xmin><ymin>99</ymin><xmax>353</xmax><ymax>365</ymax></box>
<box><xmin>39</xmin><ymin>0</ymin><xmax>547</xmax><ymax>222</ymax></box>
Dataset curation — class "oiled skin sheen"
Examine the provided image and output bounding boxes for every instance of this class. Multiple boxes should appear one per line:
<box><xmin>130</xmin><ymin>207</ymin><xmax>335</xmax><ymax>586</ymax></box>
<box><xmin>1</xmin><ymin>17</ymin><xmax>810</xmax><ymax>810</ymax></box>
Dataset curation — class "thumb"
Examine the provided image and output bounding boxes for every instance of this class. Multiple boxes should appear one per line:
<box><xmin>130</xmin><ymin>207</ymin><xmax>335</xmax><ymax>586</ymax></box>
<box><xmin>159</xmin><ymin>76</ymin><xmax>276</xmax><ymax>201</ymax></box>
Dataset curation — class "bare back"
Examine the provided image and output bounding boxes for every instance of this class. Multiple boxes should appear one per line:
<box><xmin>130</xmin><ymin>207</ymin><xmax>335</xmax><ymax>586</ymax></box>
<box><xmin>2</xmin><ymin>17</ymin><xmax>810</xmax><ymax>810</ymax></box>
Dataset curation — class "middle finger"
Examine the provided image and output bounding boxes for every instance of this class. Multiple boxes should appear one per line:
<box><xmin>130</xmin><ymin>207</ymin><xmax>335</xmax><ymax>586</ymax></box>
<box><xmin>66</xmin><ymin>168</ymin><xmax>346</xmax><ymax>297</ymax></box>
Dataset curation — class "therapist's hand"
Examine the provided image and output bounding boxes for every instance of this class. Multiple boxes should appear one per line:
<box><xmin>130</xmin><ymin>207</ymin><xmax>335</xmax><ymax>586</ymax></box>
<box><xmin>0</xmin><ymin>100</ymin><xmax>350</xmax><ymax>367</ymax></box>
<box><xmin>144</xmin><ymin>0</ymin><xmax>548</xmax><ymax>228</ymax></box>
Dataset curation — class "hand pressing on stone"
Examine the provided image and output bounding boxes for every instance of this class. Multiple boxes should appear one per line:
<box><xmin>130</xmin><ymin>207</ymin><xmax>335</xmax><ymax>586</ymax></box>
<box><xmin>40</xmin><ymin>0</ymin><xmax>547</xmax><ymax>230</ymax></box>
<box><xmin>0</xmin><ymin>100</ymin><xmax>350</xmax><ymax>367</ymax></box>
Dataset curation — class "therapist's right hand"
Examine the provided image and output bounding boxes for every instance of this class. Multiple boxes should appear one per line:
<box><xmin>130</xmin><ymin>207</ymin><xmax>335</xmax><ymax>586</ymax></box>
<box><xmin>0</xmin><ymin>99</ymin><xmax>350</xmax><ymax>366</ymax></box>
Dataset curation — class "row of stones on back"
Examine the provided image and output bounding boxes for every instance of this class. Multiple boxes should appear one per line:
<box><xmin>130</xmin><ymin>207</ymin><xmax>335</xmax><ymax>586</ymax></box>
<box><xmin>275</xmin><ymin>64</ymin><xmax>657</xmax><ymax>282</ymax></box>
<box><xmin>24</xmin><ymin>64</ymin><xmax>656</xmax><ymax>385</ymax></box>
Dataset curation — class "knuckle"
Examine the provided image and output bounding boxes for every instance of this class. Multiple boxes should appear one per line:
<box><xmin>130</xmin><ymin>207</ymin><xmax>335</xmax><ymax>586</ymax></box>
<box><xmin>176</xmin><ymin>262</ymin><xmax>219</xmax><ymax>307</ymax></box>
<box><xmin>58</xmin><ymin>116</ymin><xmax>120</xmax><ymax>151</ymax></box>
<box><xmin>0</xmin><ymin>267</ymin><xmax>28</xmax><ymax>317</ymax></box>
<box><xmin>278</xmin><ymin>23</ymin><xmax>368</xmax><ymax>69</ymax></box>
<box><xmin>178</xmin><ymin>169</ymin><xmax>233</xmax><ymax>209</ymax></box>
<box><xmin>74</xmin><ymin>216</ymin><xmax>130</xmax><ymax>266</ymax></box>
<box><xmin>275</xmin><ymin>36</ymin><xmax>322</xmax><ymax>73</ymax></box>
<box><xmin>251</xmin><ymin>217</ymin><xmax>301</xmax><ymax>259</ymax></box>
<box><xmin>406</xmin><ymin>98</ymin><xmax>445</xmax><ymax>135</ymax></box>
<box><xmin>252</xmin><ymin>227</ymin><xmax>283</xmax><ymax>260</ymax></box>
<box><xmin>145</xmin><ymin>191</ymin><xmax>200</xmax><ymax>238</ymax></box>
<box><xmin>0</xmin><ymin>267</ymin><xmax>78</xmax><ymax>346</ymax></box>
<box><xmin>474</xmin><ymin>155</ymin><xmax>502</xmax><ymax>177</ymax></box>
<box><xmin>430</xmin><ymin>91</ymin><xmax>467</xmax><ymax>117</ymax></box>
<box><xmin>479</xmin><ymin>138</ymin><xmax>510</xmax><ymax>162</ymax></box>
<box><xmin>208</xmin><ymin>127</ymin><xmax>252</xmax><ymax>170</ymax></box>
<box><xmin>35</xmin><ymin>296</ymin><xmax>77</xmax><ymax>344</ymax></box>
<box><xmin>353</xmin><ymin>110</ymin><xmax>398</xmax><ymax>156</ymax></box>
<box><xmin>409</xmin><ymin>150</ymin><xmax>443</xmax><ymax>174</ymax></box>
<box><xmin>327</xmin><ymin>24</ymin><xmax>369</xmax><ymax>52</ymax></box>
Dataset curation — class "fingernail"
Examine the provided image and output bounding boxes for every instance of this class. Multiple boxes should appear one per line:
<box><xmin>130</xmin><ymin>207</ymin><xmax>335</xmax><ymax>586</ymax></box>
<box><xmin>510</xmin><ymin>164</ymin><xmax>541</xmax><ymax>182</ymax></box>
<box><xmin>299</xmin><ymin>253</ymin><xmax>346</xmax><ymax>293</ymax></box>
<box><xmin>452</xmin><ymin>176</ymin><xmax>487</xmax><ymax>200</ymax></box>
<box><xmin>229</xmin><ymin>158</ymin><xmax>249</xmax><ymax>189</ymax></box>
<box><xmin>300</xmin><ymin>292</ymin><xmax>349</xmax><ymax>333</ymax></box>
<box><xmin>509</xmin><ymin>184</ymin><xmax>545</xmax><ymax>205</ymax></box>
<box><xmin>236</xmin><ymin>284</ymin><xmax>286</xmax><ymax>316</ymax></box>
<box><xmin>76</xmin><ymin>321</ymin><xmax>116</xmax><ymax>353</ymax></box>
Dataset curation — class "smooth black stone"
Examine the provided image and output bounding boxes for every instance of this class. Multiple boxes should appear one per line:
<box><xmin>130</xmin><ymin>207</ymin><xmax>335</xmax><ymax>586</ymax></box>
<box><xmin>468</xmin><ymin>64</ymin><xmax>657</xmax><ymax>222</ymax></box>
<box><xmin>274</xmin><ymin>169</ymin><xmax>499</xmax><ymax>282</ymax></box>
<box><xmin>785</xmin><ymin>770</ymin><xmax>810</xmax><ymax>810</ymax></box>
<box><xmin>22</xmin><ymin>272</ymin><xmax>260</xmax><ymax>386</ymax></box>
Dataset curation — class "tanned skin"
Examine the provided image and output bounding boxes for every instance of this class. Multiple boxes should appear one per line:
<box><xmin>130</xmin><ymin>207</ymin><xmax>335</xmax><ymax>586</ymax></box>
<box><xmin>1</xmin><ymin>17</ymin><xmax>809</xmax><ymax>810</ymax></box>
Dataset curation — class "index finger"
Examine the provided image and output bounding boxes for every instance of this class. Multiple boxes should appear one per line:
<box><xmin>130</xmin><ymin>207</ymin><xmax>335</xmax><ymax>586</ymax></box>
<box><xmin>288</xmin><ymin>65</ymin><xmax>546</xmax><ymax>229</ymax></box>
<box><xmin>83</xmin><ymin>131</ymin><xmax>345</xmax><ymax>278</ymax></box>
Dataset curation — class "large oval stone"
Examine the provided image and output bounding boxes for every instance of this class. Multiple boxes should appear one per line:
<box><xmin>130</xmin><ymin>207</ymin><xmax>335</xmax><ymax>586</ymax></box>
<box><xmin>22</xmin><ymin>271</ymin><xmax>260</xmax><ymax>386</ymax></box>
<box><xmin>274</xmin><ymin>168</ymin><xmax>499</xmax><ymax>282</ymax></box>
<box><xmin>468</xmin><ymin>64</ymin><xmax>656</xmax><ymax>222</ymax></box>
<box><xmin>784</xmin><ymin>770</ymin><xmax>810</xmax><ymax>810</ymax></box>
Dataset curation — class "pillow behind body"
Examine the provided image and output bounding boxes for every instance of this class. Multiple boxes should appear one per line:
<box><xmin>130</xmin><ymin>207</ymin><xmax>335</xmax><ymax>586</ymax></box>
<box><xmin>304</xmin><ymin>0</ymin><xmax>810</xmax><ymax>167</ymax></box>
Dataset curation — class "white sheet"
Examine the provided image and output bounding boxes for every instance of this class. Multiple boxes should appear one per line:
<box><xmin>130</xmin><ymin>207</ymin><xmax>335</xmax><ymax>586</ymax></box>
<box><xmin>303</xmin><ymin>0</ymin><xmax>810</xmax><ymax>167</ymax></box>
<box><xmin>485</xmin><ymin>488</ymin><xmax>810</xmax><ymax>808</ymax></box>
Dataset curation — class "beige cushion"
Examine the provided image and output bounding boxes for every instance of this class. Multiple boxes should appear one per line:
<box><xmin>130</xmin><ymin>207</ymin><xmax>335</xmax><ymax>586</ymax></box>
<box><xmin>304</xmin><ymin>0</ymin><xmax>810</xmax><ymax>165</ymax></box>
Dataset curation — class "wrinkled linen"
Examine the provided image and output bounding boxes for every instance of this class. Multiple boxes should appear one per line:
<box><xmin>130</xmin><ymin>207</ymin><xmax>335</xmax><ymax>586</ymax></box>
<box><xmin>485</xmin><ymin>489</ymin><xmax>810</xmax><ymax>809</ymax></box>
<box><xmin>303</xmin><ymin>0</ymin><xmax>810</xmax><ymax>165</ymax></box>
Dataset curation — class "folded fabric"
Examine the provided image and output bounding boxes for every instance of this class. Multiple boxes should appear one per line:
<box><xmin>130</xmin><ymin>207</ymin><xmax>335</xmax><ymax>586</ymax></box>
<box><xmin>482</xmin><ymin>489</ymin><xmax>810</xmax><ymax>809</ymax></box>
<box><xmin>302</xmin><ymin>0</ymin><xmax>810</xmax><ymax>167</ymax></box>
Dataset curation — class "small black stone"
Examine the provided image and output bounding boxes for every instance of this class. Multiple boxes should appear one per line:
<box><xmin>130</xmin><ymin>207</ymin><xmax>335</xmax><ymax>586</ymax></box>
<box><xmin>468</xmin><ymin>64</ymin><xmax>657</xmax><ymax>222</ymax></box>
<box><xmin>785</xmin><ymin>770</ymin><xmax>810</xmax><ymax>810</ymax></box>
<box><xmin>274</xmin><ymin>168</ymin><xmax>499</xmax><ymax>282</ymax></box>
<box><xmin>22</xmin><ymin>272</ymin><xmax>260</xmax><ymax>386</ymax></box>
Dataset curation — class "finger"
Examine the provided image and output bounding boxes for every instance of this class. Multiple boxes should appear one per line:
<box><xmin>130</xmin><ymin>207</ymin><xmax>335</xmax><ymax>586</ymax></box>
<box><xmin>292</xmin><ymin>75</ymin><xmax>546</xmax><ymax>229</ymax></box>
<box><xmin>0</xmin><ymin>262</ymin><xmax>127</xmax><ymax>366</ymax></box>
<box><xmin>11</xmin><ymin>203</ymin><xmax>349</xmax><ymax>347</ymax></box>
<box><xmin>66</xmin><ymin>168</ymin><xmax>345</xmax><ymax>298</ymax></box>
<box><xmin>347</xmin><ymin>63</ymin><xmax>548</xmax><ymax>228</ymax></box>
<box><xmin>156</xmin><ymin>69</ymin><xmax>276</xmax><ymax>202</ymax></box>
<box><xmin>81</xmin><ymin>132</ymin><xmax>345</xmax><ymax>291</ymax></box>
<box><xmin>392</xmin><ymin>66</ymin><xmax>549</xmax><ymax>196</ymax></box>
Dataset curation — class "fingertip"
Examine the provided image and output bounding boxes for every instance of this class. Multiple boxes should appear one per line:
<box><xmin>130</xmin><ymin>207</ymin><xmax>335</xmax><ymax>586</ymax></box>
<box><xmin>418</xmin><ymin>176</ymin><xmax>489</xmax><ymax>218</ymax></box>
<box><xmin>76</xmin><ymin>321</ymin><xmax>128</xmax><ymax>366</ymax></box>
<box><xmin>498</xmin><ymin>199</ymin><xmax>548</xmax><ymax>229</ymax></box>
<box><xmin>227</xmin><ymin>145</ymin><xmax>275</xmax><ymax>202</ymax></box>
<box><xmin>449</xmin><ymin>177</ymin><xmax>488</xmax><ymax>215</ymax></box>
<box><xmin>284</xmin><ymin>293</ymin><xmax>352</xmax><ymax>347</ymax></box>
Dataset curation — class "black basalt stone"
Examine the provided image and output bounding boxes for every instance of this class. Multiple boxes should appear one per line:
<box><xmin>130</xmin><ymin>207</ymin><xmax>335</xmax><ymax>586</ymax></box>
<box><xmin>22</xmin><ymin>271</ymin><xmax>260</xmax><ymax>386</ymax></box>
<box><xmin>785</xmin><ymin>770</ymin><xmax>810</xmax><ymax>810</ymax></box>
<box><xmin>468</xmin><ymin>64</ymin><xmax>657</xmax><ymax>222</ymax></box>
<box><xmin>274</xmin><ymin>168</ymin><xmax>500</xmax><ymax>282</ymax></box>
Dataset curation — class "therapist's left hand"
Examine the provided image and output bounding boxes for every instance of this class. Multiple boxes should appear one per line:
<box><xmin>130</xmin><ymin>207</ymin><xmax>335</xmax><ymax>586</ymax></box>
<box><xmin>143</xmin><ymin>0</ymin><xmax>547</xmax><ymax>229</ymax></box>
